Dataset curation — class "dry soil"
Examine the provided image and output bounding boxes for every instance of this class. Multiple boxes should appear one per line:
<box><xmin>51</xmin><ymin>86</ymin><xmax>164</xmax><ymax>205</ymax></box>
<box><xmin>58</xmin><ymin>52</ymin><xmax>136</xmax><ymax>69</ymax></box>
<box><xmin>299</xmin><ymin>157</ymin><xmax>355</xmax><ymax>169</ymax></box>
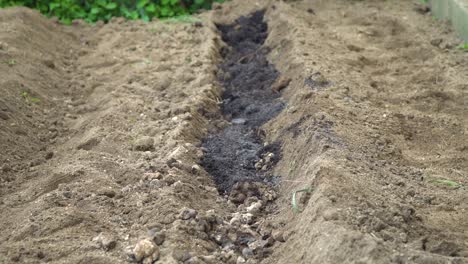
<box><xmin>0</xmin><ymin>0</ymin><xmax>467</xmax><ymax>263</ymax></box>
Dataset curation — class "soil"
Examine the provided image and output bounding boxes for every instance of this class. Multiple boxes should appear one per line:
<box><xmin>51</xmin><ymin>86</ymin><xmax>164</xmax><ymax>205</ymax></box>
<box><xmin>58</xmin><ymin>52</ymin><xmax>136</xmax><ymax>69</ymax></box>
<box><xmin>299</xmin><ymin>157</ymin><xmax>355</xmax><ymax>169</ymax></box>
<box><xmin>202</xmin><ymin>10</ymin><xmax>283</xmax><ymax>193</ymax></box>
<box><xmin>0</xmin><ymin>0</ymin><xmax>467</xmax><ymax>264</ymax></box>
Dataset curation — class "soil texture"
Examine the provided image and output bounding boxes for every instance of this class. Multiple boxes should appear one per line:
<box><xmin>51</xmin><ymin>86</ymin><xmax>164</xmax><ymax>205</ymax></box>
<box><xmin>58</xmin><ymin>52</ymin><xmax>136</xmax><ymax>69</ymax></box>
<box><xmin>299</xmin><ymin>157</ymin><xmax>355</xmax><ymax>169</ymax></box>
<box><xmin>202</xmin><ymin>11</ymin><xmax>284</xmax><ymax>193</ymax></box>
<box><xmin>0</xmin><ymin>0</ymin><xmax>467</xmax><ymax>264</ymax></box>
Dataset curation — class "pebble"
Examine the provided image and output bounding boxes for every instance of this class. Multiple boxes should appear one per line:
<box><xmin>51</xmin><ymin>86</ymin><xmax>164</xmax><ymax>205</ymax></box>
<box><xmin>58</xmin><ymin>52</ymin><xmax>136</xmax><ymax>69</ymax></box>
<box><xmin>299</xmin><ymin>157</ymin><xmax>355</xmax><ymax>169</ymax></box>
<box><xmin>191</xmin><ymin>164</ymin><xmax>202</xmax><ymax>174</ymax></box>
<box><xmin>232</xmin><ymin>118</ymin><xmax>246</xmax><ymax>125</ymax></box>
<box><xmin>133</xmin><ymin>238</ymin><xmax>159</xmax><ymax>263</ymax></box>
<box><xmin>246</xmin><ymin>201</ymin><xmax>262</xmax><ymax>214</ymax></box>
<box><xmin>173</xmin><ymin>181</ymin><xmax>184</xmax><ymax>192</ymax></box>
<box><xmin>322</xmin><ymin>209</ymin><xmax>340</xmax><ymax>221</ymax></box>
<box><xmin>0</xmin><ymin>111</ymin><xmax>10</xmax><ymax>120</ymax></box>
<box><xmin>242</xmin><ymin>247</ymin><xmax>254</xmax><ymax>259</ymax></box>
<box><xmin>152</xmin><ymin>231</ymin><xmax>166</xmax><ymax>246</ymax></box>
<box><xmin>272</xmin><ymin>230</ymin><xmax>286</xmax><ymax>242</ymax></box>
<box><xmin>237</xmin><ymin>256</ymin><xmax>246</xmax><ymax>264</ymax></box>
<box><xmin>178</xmin><ymin>207</ymin><xmax>198</xmax><ymax>220</ymax></box>
<box><xmin>92</xmin><ymin>233</ymin><xmax>116</xmax><ymax>251</ymax></box>
<box><xmin>186</xmin><ymin>256</ymin><xmax>202</xmax><ymax>264</ymax></box>
<box><xmin>172</xmin><ymin>249</ymin><xmax>192</xmax><ymax>262</ymax></box>
<box><xmin>271</xmin><ymin>76</ymin><xmax>291</xmax><ymax>92</ymax></box>
<box><xmin>133</xmin><ymin>136</ymin><xmax>154</xmax><ymax>151</ymax></box>
<box><xmin>430</xmin><ymin>38</ymin><xmax>443</xmax><ymax>47</ymax></box>
<box><xmin>44</xmin><ymin>151</ymin><xmax>54</xmax><ymax>160</ymax></box>
<box><xmin>200</xmin><ymin>255</ymin><xmax>218</xmax><ymax>264</ymax></box>
<box><xmin>1</xmin><ymin>164</ymin><xmax>11</xmax><ymax>173</ymax></box>
<box><xmin>98</xmin><ymin>189</ymin><xmax>116</xmax><ymax>198</ymax></box>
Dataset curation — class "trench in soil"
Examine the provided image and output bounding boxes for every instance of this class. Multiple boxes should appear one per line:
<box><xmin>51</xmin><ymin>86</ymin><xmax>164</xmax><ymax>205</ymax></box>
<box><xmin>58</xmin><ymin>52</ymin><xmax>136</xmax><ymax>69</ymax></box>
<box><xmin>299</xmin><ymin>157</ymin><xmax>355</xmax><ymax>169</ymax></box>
<box><xmin>201</xmin><ymin>11</ymin><xmax>284</xmax><ymax>195</ymax></box>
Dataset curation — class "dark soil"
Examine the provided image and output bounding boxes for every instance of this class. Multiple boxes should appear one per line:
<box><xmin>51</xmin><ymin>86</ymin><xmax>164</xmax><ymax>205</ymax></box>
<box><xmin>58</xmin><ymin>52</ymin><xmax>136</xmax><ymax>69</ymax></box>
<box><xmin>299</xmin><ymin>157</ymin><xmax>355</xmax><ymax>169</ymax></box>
<box><xmin>202</xmin><ymin>11</ymin><xmax>285</xmax><ymax>193</ymax></box>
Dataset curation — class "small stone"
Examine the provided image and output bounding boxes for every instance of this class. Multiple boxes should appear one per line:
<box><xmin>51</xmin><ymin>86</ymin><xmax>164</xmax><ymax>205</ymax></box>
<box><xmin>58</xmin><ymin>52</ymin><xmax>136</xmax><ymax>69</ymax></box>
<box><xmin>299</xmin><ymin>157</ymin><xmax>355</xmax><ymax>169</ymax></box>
<box><xmin>229</xmin><ymin>193</ymin><xmax>247</xmax><ymax>204</ymax></box>
<box><xmin>347</xmin><ymin>44</ymin><xmax>364</xmax><ymax>52</ymax></box>
<box><xmin>152</xmin><ymin>231</ymin><xmax>166</xmax><ymax>246</ymax></box>
<box><xmin>178</xmin><ymin>207</ymin><xmax>198</xmax><ymax>220</ymax></box>
<box><xmin>232</xmin><ymin>118</ymin><xmax>246</xmax><ymax>125</ymax></box>
<box><xmin>271</xmin><ymin>76</ymin><xmax>291</xmax><ymax>92</ymax></box>
<box><xmin>1</xmin><ymin>164</ymin><xmax>11</xmax><ymax>173</ymax></box>
<box><xmin>44</xmin><ymin>151</ymin><xmax>54</xmax><ymax>160</ymax></box>
<box><xmin>272</xmin><ymin>231</ymin><xmax>286</xmax><ymax>242</ymax></box>
<box><xmin>322</xmin><ymin>209</ymin><xmax>340</xmax><ymax>221</ymax></box>
<box><xmin>92</xmin><ymin>233</ymin><xmax>117</xmax><ymax>251</ymax></box>
<box><xmin>173</xmin><ymin>181</ymin><xmax>184</xmax><ymax>192</ymax></box>
<box><xmin>237</xmin><ymin>256</ymin><xmax>246</xmax><ymax>264</ymax></box>
<box><xmin>36</xmin><ymin>251</ymin><xmax>45</xmax><ymax>259</ymax></box>
<box><xmin>98</xmin><ymin>189</ymin><xmax>116</xmax><ymax>198</ymax></box>
<box><xmin>200</xmin><ymin>255</ymin><xmax>217</xmax><ymax>264</ymax></box>
<box><xmin>191</xmin><ymin>164</ymin><xmax>201</xmax><ymax>174</ymax></box>
<box><xmin>246</xmin><ymin>201</ymin><xmax>262</xmax><ymax>214</ymax></box>
<box><xmin>0</xmin><ymin>41</ymin><xmax>7</xmax><ymax>50</ymax></box>
<box><xmin>242</xmin><ymin>248</ymin><xmax>254</xmax><ymax>259</ymax></box>
<box><xmin>133</xmin><ymin>136</ymin><xmax>154</xmax><ymax>151</ymax></box>
<box><xmin>43</xmin><ymin>60</ymin><xmax>55</xmax><ymax>69</ymax></box>
<box><xmin>430</xmin><ymin>38</ymin><xmax>443</xmax><ymax>47</ymax></box>
<box><xmin>186</xmin><ymin>256</ymin><xmax>202</xmax><ymax>264</ymax></box>
<box><xmin>0</xmin><ymin>111</ymin><xmax>9</xmax><ymax>120</ymax></box>
<box><xmin>172</xmin><ymin>249</ymin><xmax>192</xmax><ymax>262</ymax></box>
<box><xmin>133</xmin><ymin>238</ymin><xmax>158</xmax><ymax>262</ymax></box>
<box><xmin>125</xmin><ymin>246</ymin><xmax>135</xmax><ymax>261</ymax></box>
<box><xmin>149</xmin><ymin>179</ymin><xmax>164</xmax><ymax>188</ymax></box>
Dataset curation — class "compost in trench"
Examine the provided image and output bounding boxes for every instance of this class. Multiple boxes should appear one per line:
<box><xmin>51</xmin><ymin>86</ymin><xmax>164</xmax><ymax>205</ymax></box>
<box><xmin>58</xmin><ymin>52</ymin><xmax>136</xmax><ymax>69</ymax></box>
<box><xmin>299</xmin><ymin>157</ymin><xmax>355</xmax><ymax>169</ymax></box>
<box><xmin>202</xmin><ymin>11</ymin><xmax>285</xmax><ymax>194</ymax></box>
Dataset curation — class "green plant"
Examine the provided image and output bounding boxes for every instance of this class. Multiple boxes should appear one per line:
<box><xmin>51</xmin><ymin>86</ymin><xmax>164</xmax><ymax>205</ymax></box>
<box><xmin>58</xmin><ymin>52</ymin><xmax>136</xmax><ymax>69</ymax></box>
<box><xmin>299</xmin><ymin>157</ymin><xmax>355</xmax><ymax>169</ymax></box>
<box><xmin>457</xmin><ymin>43</ymin><xmax>468</xmax><ymax>51</ymax></box>
<box><xmin>291</xmin><ymin>187</ymin><xmax>313</xmax><ymax>213</ymax></box>
<box><xmin>3</xmin><ymin>59</ymin><xmax>16</xmax><ymax>66</ymax></box>
<box><xmin>0</xmin><ymin>0</ymin><xmax>225</xmax><ymax>24</ymax></box>
<box><xmin>430</xmin><ymin>178</ymin><xmax>462</xmax><ymax>188</ymax></box>
<box><xmin>20</xmin><ymin>91</ymin><xmax>41</xmax><ymax>104</ymax></box>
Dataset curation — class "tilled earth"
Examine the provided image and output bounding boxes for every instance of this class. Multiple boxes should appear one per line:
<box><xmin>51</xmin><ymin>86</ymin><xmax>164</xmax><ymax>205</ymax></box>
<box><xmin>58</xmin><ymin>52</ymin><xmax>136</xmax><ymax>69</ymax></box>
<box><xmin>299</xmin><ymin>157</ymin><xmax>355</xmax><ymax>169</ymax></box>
<box><xmin>0</xmin><ymin>0</ymin><xmax>467</xmax><ymax>264</ymax></box>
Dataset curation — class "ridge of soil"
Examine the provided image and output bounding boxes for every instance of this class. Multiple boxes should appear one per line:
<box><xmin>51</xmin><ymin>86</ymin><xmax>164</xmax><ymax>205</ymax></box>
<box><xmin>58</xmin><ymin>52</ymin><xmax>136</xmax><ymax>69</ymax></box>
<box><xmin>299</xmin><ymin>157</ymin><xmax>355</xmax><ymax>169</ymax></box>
<box><xmin>260</xmin><ymin>1</ymin><xmax>468</xmax><ymax>263</ymax></box>
<box><xmin>0</xmin><ymin>7</ymin><xmax>232</xmax><ymax>263</ymax></box>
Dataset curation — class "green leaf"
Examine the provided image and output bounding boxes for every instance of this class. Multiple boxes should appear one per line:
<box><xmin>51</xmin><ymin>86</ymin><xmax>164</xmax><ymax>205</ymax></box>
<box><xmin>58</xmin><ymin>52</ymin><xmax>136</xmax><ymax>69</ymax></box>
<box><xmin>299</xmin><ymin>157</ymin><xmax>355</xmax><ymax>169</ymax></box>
<box><xmin>145</xmin><ymin>3</ymin><xmax>156</xmax><ymax>13</ymax></box>
<box><xmin>61</xmin><ymin>18</ymin><xmax>72</xmax><ymax>25</ymax></box>
<box><xmin>160</xmin><ymin>6</ymin><xmax>170</xmax><ymax>17</ymax></box>
<box><xmin>430</xmin><ymin>179</ymin><xmax>462</xmax><ymax>188</ymax></box>
<box><xmin>49</xmin><ymin>3</ymin><xmax>60</xmax><ymax>11</ymax></box>
<box><xmin>195</xmin><ymin>0</ymin><xmax>204</xmax><ymax>4</ymax></box>
<box><xmin>105</xmin><ymin>2</ymin><xmax>117</xmax><ymax>10</ymax></box>
<box><xmin>130</xmin><ymin>10</ymin><xmax>139</xmax><ymax>19</ymax></box>
<box><xmin>170</xmin><ymin>0</ymin><xmax>179</xmax><ymax>5</ymax></box>
<box><xmin>136</xmin><ymin>0</ymin><xmax>149</xmax><ymax>9</ymax></box>
<box><xmin>90</xmin><ymin>7</ymin><xmax>101</xmax><ymax>14</ymax></box>
<box><xmin>291</xmin><ymin>188</ymin><xmax>313</xmax><ymax>213</ymax></box>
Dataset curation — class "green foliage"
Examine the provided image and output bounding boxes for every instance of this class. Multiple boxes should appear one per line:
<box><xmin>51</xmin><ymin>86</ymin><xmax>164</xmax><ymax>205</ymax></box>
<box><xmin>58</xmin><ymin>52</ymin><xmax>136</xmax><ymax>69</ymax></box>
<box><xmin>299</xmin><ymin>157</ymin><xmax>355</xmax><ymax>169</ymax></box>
<box><xmin>429</xmin><ymin>178</ymin><xmax>462</xmax><ymax>188</ymax></box>
<box><xmin>4</xmin><ymin>59</ymin><xmax>16</xmax><ymax>66</ymax></box>
<box><xmin>457</xmin><ymin>43</ymin><xmax>468</xmax><ymax>51</ymax></box>
<box><xmin>0</xmin><ymin>0</ymin><xmax>225</xmax><ymax>24</ymax></box>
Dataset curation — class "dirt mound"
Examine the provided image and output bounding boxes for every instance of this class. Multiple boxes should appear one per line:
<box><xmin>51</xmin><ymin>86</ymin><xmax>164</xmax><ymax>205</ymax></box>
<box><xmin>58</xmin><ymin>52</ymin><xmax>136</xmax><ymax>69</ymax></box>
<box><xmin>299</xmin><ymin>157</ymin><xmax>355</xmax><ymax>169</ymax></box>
<box><xmin>258</xmin><ymin>1</ymin><xmax>467</xmax><ymax>263</ymax></box>
<box><xmin>0</xmin><ymin>6</ymin><xmax>228</xmax><ymax>263</ymax></box>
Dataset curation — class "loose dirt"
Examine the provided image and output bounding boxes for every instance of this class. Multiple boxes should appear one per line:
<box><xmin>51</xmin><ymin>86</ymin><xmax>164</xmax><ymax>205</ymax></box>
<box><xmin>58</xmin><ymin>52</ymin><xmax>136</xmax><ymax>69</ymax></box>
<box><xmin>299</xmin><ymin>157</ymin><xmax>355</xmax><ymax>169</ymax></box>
<box><xmin>0</xmin><ymin>0</ymin><xmax>467</xmax><ymax>264</ymax></box>
<box><xmin>202</xmin><ymin>10</ymin><xmax>283</xmax><ymax>193</ymax></box>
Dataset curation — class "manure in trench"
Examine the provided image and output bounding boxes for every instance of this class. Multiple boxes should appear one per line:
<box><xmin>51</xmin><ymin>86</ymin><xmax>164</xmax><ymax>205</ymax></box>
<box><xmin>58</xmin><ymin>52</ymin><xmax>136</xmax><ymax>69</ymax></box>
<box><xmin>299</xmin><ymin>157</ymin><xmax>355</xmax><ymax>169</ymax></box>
<box><xmin>201</xmin><ymin>11</ymin><xmax>285</xmax><ymax>193</ymax></box>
